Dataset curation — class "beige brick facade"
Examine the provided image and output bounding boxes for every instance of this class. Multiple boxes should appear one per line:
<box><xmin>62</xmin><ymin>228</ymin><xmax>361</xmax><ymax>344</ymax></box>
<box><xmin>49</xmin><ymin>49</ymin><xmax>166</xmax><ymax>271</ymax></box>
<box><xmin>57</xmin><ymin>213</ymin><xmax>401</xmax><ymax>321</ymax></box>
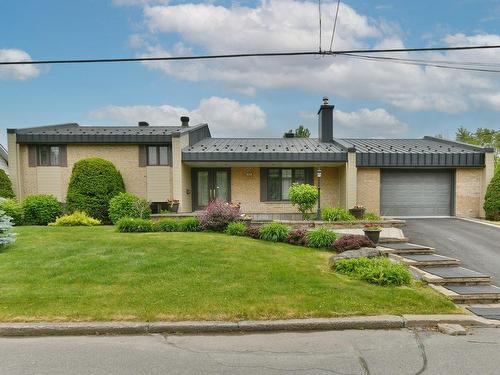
<box><xmin>13</xmin><ymin>142</ymin><xmax>172</xmax><ymax>203</ymax></box>
<box><xmin>230</xmin><ymin>166</ymin><xmax>341</xmax><ymax>214</ymax></box>
<box><xmin>357</xmin><ymin>168</ymin><xmax>380</xmax><ymax>215</ymax></box>
<box><xmin>455</xmin><ymin>168</ymin><xmax>483</xmax><ymax>218</ymax></box>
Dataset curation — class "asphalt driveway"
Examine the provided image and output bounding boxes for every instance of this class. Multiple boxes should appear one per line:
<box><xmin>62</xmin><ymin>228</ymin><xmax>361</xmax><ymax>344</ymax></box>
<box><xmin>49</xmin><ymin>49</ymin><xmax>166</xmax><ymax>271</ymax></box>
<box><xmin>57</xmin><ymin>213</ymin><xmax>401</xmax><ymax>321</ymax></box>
<box><xmin>404</xmin><ymin>218</ymin><xmax>500</xmax><ymax>283</ymax></box>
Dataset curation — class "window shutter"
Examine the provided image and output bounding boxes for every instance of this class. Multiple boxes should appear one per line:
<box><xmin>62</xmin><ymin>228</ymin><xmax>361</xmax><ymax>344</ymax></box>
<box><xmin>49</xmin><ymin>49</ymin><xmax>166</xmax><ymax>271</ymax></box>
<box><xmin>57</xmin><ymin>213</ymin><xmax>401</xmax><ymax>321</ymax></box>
<box><xmin>305</xmin><ymin>167</ymin><xmax>314</xmax><ymax>185</ymax></box>
<box><xmin>28</xmin><ymin>145</ymin><xmax>37</xmax><ymax>167</ymax></box>
<box><xmin>59</xmin><ymin>145</ymin><xmax>67</xmax><ymax>167</ymax></box>
<box><xmin>138</xmin><ymin>145</ymin><xmax>147</xmax><ymax>167</ymax></box>
<box><xmin>260</xmin><ymin>168</ymin><xmax>268</xmax><ymax>202</ymax></box>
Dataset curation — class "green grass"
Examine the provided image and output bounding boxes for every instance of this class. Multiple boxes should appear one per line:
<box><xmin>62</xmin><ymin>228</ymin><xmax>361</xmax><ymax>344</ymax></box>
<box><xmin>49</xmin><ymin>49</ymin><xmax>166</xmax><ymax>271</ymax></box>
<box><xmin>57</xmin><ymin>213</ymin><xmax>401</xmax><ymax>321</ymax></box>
<box><xmin>0</xmin><ymin>226</ymin><xmax>459</xmax><ymax>322</ymax></box>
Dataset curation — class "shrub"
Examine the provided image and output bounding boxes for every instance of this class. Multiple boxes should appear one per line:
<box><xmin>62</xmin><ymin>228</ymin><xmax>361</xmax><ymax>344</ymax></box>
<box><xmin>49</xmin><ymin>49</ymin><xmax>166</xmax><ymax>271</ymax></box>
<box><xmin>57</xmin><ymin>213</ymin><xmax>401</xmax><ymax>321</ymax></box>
<box><xmin>226</xmin><ymin>221</ymin><xmax>247</xmax><ymax>236</ymax></box>
<box><xmin>108</xmin><ymin>192</ymin><xmax>151</xmax><ymax>224</ymax></box>
<box><xmin>333</xmin><ymin>234</ymin><xmax>375</xmax><ymax>253</ymax></box>
<box><xmin>49</xmin><ymin>211</ymin><xmax>101</xmax><ymax>226</ymax></box>
<box><xmin>484</xmin><ymin>167</ymin><xmax>500</xmax><ymax>220</ymax></box>
<box><xmin>153</xmin><ymin>218</ymin><xmax>179</xmax><ymax>232</ymax></box>
<box><xmin>306</xmin><ymin>228</ymin><xmax>337</xmax><ymax>248</ymax></box>
<box><xmin>116</xmin><ymin>218</ymin><xmax>154</xmax><ymax>233</ymax></box>
<box><xmin>197</xmin><ymin>199</ymin><xmax>241</xmax><ymax>231</ymax></box>
<box><xmin>334</xmin><ymin>257</ymin><xmax>412</xmax><ymax>286</ymax></box>
<box><xmin>178</xmin><ymin>217</ymin><xmax>201</xmax><ymax>232</ymax></box>
<box><xmin>0</xmin><ymin>198</ymin><xmax>23</xmax><ymax>225</ymax></box>
<box><xmin>258</xmin><ymin>222</ymin><xmax>290</xmax><ymax>242</ymax></box>
<box><xmin>288</xmin><ymin>183</ymin><xmax>318</xmax><ymax>219</ymax></box>
<box><xmin>362</xmin><ymin>212</ymin><xmax>381</xmax><ymax>221</ymax></box>
<box><xmin>0</xmin><ymin>210</ymin><xmax>15</xmax><ymax>247</ymax></box>
<box><xmin>244</xmin><ymin>226</ymin><xmax>261</xmax><ymax>239</ymax></box>
<box><xmin>321</xmin><ymin>207</ymin><xmax>355</xmax><ymax>221</ymax></box>
<box><xmin>66</xmin><ymin>158</ymin><xmax>125</xmax><ymax>223</ymax></box>
<box><xmin>0</xmin><ymin>170</ymin><xmax>14</xmax><ymax>199</ymax></box>
<box><xmin>285</xmin><ymin>229</ymin><xmax>307</xmax><ymax>246</ymax></box>
<box><xmin>22</xmin><ymin>194</ymin><xmax>62</xmax><ymax>225</ymax></box>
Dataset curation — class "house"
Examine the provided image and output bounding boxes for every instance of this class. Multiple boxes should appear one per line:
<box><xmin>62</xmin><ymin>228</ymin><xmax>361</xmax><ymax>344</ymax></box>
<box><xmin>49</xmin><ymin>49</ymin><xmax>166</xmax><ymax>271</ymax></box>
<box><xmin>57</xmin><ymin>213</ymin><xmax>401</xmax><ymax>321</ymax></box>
<box><xmin>7</xmin><ymin>99</ymin><xmax>495</xmax><ymax>218</ymax></box>
<box><xmin>0</xmin><ymin>144</ymin><xmax>8</xmax><ymax>174</ymax></box>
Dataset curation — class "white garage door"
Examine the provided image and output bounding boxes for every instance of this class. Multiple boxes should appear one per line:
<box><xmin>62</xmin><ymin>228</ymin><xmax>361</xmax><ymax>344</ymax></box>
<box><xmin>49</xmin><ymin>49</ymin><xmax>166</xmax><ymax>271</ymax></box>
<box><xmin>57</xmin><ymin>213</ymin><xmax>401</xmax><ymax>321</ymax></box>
<box><xmin>380</xmin><ymin>170</ymin><xmax>453</xmax><ymax>217</ymax></box>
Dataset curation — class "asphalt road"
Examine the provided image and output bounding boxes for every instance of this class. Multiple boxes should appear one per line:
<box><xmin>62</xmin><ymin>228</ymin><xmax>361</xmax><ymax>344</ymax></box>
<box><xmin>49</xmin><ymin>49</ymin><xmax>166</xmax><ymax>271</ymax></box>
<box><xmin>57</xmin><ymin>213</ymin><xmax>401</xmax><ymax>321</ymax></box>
<box><xmin>1</xmin><ymin>328</ymin><xmax>500</xmax><ymax>375</ymax></box>
<box><xmin>404</xmin><ymin>218</ymin><xmax>500</xmax><ymax>283</ymax></box>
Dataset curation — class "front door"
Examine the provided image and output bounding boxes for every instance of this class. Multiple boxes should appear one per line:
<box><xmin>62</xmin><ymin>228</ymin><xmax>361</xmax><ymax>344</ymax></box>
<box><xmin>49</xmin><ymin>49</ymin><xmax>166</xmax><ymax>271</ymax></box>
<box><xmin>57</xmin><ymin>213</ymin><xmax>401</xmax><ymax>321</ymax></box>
<box><xmin>192</xmin><ymin>168</ymin><xmax>231</xmax><ymax>210</ymax></box>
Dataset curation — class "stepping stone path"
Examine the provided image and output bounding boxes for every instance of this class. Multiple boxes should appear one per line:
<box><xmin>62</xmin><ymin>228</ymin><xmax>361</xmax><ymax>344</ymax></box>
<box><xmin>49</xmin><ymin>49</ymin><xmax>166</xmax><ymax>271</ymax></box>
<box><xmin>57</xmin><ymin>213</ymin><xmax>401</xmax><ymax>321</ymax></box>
<box><xmin>379</xmin><ymin>240</ymin><xmax>500</xmax><ymax>321</ymax></box>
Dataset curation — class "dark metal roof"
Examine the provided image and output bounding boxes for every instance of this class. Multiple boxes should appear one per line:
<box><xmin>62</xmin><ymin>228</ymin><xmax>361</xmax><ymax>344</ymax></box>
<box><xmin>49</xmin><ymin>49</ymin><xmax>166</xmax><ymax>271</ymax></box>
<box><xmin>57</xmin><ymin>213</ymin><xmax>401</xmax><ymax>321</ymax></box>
<box><xmin>182</xmin><ymin>138</ymin><xmax>348</xmax><ymax>162</ymax></box>
<box><xmin>336</xmin><ymin>137</ymin><xmax>489</xmax><ymax>167</ymax></box>
<box><xmin>11</xmin><ymin>123</ymin><xmax>208</xmax><ymax>144</ymax></box>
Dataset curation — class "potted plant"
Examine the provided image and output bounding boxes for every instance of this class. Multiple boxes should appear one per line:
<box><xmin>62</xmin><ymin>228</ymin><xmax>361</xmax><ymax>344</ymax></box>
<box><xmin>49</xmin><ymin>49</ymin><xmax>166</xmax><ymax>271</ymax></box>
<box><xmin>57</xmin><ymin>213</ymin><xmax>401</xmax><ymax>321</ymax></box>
<box><xmin>168</xmin><ymin>199</ymin><xmax>180</xmax><ymax>213</ymax></box>
<box><xmin>349</xmin><ymin>205</ymin><xmax>366</xmax><ymax>219</ymax></box>
<box><xmin>363</xmin><ymin>223</ymin><xmax>382</xmax><ymax>244</ymax></box>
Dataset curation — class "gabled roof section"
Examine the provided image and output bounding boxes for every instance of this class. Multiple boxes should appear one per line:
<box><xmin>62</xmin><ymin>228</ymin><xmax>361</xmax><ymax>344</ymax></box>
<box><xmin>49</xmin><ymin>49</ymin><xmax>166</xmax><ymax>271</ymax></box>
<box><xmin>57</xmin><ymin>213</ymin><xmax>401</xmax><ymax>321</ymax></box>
<box><xmin>182</xmin><ymin>138</ymin><xmax>348</xmax><ymax>162</ymax></box>
<box><xmin>336</xmin><ymin>136</ymin><xmax>490</xmax><ymax>167</ymax></box>
<box><xmin>9</xmin><ymin>123</ymin><xmax>209</xmax><ymax>144</ymax></box>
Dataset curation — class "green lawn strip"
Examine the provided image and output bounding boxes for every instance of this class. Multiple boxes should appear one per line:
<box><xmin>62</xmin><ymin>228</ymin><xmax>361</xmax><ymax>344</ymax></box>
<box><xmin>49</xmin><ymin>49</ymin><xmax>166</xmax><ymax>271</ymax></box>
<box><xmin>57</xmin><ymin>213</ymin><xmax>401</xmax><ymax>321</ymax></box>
<box><xmin>0</xmin><ymin>226</ymin><xmax>459</xmax><ymax>321</ymax></box>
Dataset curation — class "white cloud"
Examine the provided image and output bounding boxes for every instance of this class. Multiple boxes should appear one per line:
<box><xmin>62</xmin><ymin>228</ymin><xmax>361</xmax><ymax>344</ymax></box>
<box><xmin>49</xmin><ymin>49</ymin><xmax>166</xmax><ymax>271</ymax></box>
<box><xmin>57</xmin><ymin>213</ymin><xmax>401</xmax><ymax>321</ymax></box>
<box><xmin>334</xmin><ymin>108</ymin><xmax>408</xmax><ymax>137</ymax></box>
<box><xmin>0</xmin><ymin>49</ymin><xmax>39</xmax><ymax>80</ymax></box>
<box><xmin>89</xmin><ymin>96</ymin><xmax>266</xmax><ymax>136</ymax></box>
<box><xmin>125</xmin><ymin>0</ymin><xmax>500</xmax><ymax>114</ymax></box>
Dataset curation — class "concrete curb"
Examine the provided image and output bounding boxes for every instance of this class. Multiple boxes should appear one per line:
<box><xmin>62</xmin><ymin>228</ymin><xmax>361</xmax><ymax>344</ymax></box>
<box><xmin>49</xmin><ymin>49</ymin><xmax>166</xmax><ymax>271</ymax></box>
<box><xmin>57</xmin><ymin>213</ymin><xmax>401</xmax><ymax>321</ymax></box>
<box><xmin>0</xmin><ymin>315</ymin><xmax>496</xmax><ymax>337</ymax></box>
<box><xmin>458</xmin><ymin>217</ymin><xmax>500</xmax><ymax>229</ymax></box>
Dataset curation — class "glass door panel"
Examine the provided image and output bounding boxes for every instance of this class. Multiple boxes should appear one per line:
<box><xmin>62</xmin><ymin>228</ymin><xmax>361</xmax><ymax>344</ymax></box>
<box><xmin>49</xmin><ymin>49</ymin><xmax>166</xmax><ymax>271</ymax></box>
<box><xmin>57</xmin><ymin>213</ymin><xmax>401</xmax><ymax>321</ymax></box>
<box><xmin>215</xmin><ymin>171</ymin><xmax>229</xmax><ymax>201</ymax></box>
<box><xmin>196</xmin><ymin>171</ymin><xmax>210</xmax><ymax>208</ymax></box>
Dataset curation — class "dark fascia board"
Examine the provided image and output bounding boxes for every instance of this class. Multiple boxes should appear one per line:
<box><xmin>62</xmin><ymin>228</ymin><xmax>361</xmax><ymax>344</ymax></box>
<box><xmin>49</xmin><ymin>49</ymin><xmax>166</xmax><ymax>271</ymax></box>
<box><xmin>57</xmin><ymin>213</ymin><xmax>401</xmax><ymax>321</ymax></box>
<box><xmin>16</xmin><ymin>133</ymin><xmax>173</xmax><ymax>144</ymax></box>
<box><xmin>356</xmin><ymin>152</ymin><xmax>485</xmax><ymax>167</ymax></box>
<box><xmin>423</xmin><ymin>136</ymin><xmax>494</xmax><ymax>152</ymax></box>
<box><xmin>182</xmin><ymin>152</ymin><xmax>348</xmax><ymax>162</ymax></box>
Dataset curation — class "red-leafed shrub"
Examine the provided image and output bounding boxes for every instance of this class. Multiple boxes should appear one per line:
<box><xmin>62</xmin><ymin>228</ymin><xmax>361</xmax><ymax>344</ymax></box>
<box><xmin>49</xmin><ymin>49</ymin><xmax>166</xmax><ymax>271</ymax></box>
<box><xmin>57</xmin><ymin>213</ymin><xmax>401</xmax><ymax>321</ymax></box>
<box><xmin>332</xmin><ymin>234</ymin><xmax>375</xmax><ymax>253</ymax></box>
<box><xmin>285</xmin><ymin>229</ymin><xmax>307</xmax><ymax>246</ymax></box>
<box><xmin>244</xmin><ymin>226</ymin><xmax>261</xmax><ymax>239</ymax></box>
<box><xmin>197</xmin><ymin>199</ymin><xmax>241</xmax><ymax>232</ymax></box>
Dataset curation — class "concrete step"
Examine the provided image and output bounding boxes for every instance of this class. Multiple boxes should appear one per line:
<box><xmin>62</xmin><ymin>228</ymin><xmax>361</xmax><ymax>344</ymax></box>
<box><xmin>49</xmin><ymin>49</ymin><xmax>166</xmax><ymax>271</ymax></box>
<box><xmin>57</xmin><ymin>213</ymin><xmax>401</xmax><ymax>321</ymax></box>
<box><xmin>379</xmin><ymin>242</ymin><xmax>435</xmax><ymax>255</ymax></box>
<box><xmin>466</xmin><ymin>305</ymin><xmax>500</xmax><ymax>320</ymax></box>
<box><xmin>416</xmin><ymin>266</ymin><xmax>491</xmax><ymax>284</ymax></box>
<box><xmin>378</xmin><ymin>237</ymin><xmax>409</xmax><ymax>244</ymax></box>
<box><xmin>397</xmin><ymin>253</ymin><xmax>460</xmax><ymax>267</ymax></box>
<box><xmin>440</xmin><ymin>284</ymin><xmax>500</xmax><ymax>304</ymax></box>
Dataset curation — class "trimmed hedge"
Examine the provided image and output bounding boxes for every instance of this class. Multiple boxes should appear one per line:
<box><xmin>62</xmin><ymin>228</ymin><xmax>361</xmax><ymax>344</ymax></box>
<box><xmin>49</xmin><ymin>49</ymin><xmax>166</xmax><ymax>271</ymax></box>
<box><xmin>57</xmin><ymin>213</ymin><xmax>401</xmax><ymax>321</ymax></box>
<box><xmin>49</xmin><ymin>211</ymin><xmax>101</xmax><ymax>226</ymax></box>
<box><xmin>0</xmin><ymin>198</ymin><xmax>23</xmax><ymax>225</ymax></box>
<box><xmin>153</xmin><ymin>218</ymin><xmax>179</xmax><ymax>232</ymax></box>
<box><xmin>66</xmin><ymin>158</ymin><xmax>125</xmax><ymax>223</ymax></box>
<box><xmin>484</xmin><ymin>166</ymin><xmax>500</xmax><ymax>220</ymax></box>
<box><xmin>108</xmin><ymin>192</ymin><xmax>151</xmax><ymax>224</ymax></box>
<box><xmin>0</xmin><ymin>170</ymin><xmax>14</xmax><ymax>199</ymax></box>
<box><xmin>23</xmin><ymin>194</ymin><xmax>62</xmax><ymax>225</ymax></box>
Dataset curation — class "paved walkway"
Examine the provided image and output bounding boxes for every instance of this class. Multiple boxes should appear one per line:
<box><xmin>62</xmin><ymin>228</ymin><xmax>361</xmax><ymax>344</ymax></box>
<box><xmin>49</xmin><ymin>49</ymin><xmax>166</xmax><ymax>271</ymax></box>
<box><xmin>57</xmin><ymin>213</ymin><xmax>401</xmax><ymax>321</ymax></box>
<box><xmin>1</xmin><ymin>328</ymin><xmax>499</xmax><ymax>374</ymax></box>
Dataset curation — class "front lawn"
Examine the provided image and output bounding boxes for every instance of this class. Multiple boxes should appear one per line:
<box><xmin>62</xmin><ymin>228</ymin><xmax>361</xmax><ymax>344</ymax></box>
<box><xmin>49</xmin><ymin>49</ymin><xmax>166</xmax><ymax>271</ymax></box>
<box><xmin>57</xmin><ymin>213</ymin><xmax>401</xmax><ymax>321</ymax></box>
<box><xmin>0</xmin><ymin>226</ymin><xmax>459</xmax><ymax>321</ymax></box>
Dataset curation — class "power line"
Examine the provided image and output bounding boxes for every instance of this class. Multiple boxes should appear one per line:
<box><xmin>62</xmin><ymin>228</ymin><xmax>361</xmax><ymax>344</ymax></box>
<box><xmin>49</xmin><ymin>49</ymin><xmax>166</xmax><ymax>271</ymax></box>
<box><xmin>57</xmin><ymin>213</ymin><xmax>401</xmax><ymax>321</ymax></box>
<box><xmin>343</xmin><ymin>53</ymin><xmax>500</xmax><ymax>73</ymax></box>
<box><xmin>2</xmin><ymin>45</ymin><xmax>500</xmax><ymax>66</ymax></box>
<box><xmin>328</xmin><ymin>0</ymin><xmax>341</xmax><ymax>52</ymax></box>
<box><xmin>318</xmin><ymin>0</ymin><xmax>322</xmax><ymax>52</ymax></box>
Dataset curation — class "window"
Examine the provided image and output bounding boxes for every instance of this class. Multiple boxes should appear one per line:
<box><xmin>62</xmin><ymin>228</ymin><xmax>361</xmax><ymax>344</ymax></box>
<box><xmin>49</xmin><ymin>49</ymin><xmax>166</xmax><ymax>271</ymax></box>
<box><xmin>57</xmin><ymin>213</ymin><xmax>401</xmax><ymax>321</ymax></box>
<box><xmin>37</xmin><ymin>146</ymin><xmax>60</xmax><ymax>166</ymax></box>
<box><xmin>147</xmin><ymin>145</ymin><xmax>170</xmax><ymax>166</ymax></box>
<box><xmin>150</xmin><ymin>202</ymin><xmax>169</xmax><ymax>214</ymax></box>
<box><xmin>263</xmin><ymin>168</ymin><xmax>312</xmax><ymax>201</ymax></box>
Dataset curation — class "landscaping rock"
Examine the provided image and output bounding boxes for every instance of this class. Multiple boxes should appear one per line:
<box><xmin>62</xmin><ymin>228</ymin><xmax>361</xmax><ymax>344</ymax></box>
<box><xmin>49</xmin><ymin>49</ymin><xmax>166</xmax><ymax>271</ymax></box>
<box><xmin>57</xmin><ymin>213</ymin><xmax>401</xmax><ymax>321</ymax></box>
<box><xmin>437</xmin><ymin>323</ymin><xmax>467</xmax><ymax>336</ymax></box>
<box><xmin>329</xmin><ymin>248</ymin><xmax>382</xmax><ymax>267</ymax></box>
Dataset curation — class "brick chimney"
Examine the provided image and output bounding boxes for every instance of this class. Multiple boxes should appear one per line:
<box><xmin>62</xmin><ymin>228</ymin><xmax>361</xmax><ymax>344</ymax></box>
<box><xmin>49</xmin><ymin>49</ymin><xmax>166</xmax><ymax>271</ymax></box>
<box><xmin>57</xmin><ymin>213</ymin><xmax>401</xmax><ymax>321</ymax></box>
<box><xmin>181</xmin><ymin>116</ymin><xmax>189</xmax><ymax>127</ymax></box>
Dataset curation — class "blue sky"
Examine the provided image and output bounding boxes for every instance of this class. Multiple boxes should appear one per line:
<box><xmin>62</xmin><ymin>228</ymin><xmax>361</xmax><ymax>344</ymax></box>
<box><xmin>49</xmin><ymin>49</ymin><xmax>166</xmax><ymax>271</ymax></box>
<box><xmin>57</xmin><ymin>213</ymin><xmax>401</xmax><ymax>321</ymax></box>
<box><xmin>1</xmin><ymin>0</ymin><xmax>500</xmax><ymax>146</ymax></box>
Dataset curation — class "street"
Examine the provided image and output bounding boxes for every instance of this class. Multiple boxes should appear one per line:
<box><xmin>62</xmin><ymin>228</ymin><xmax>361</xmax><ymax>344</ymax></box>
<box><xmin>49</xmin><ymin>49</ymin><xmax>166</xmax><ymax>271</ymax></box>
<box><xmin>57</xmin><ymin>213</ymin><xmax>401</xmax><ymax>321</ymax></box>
<box><xmin>1</xmin><ymin>328</ymin><xmax>500</xmax><ymax>375</ymax></box>
<box><xmin>404</xmin><ymin>218</ymin><xmax>500</xmax><ymax>283</ymax></box>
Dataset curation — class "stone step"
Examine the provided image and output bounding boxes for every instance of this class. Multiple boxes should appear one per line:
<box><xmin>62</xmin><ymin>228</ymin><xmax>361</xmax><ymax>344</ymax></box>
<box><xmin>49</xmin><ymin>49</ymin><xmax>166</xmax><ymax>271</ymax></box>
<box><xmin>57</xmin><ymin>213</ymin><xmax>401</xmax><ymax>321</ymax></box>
<box><xmin>378</xmin><ymin>237</ymin><xmax>409</xmax><ymax>244</ymax></box>
<box><xmin>416</xmin><ymin>266</ymin><xmax>491</xmax><ymax>284</ymax></box>
<box><xmin>398</xmin><ymin>253</ymin><xmax>460</xmax><ymax>267</ymax></box>
<box><xmin>466</xmin><ymin>305</ymin><xmax>500</xmax><ymax>321</ymax></box>
<box><xmin>443</xmin><ymin>284</ymin><xmax>500</xmax><ymax>304</ymax></box>
<box><xmin>379</xmin><ymin>242</ymin><xmax>435</xmax><ymax>255</ymax></box>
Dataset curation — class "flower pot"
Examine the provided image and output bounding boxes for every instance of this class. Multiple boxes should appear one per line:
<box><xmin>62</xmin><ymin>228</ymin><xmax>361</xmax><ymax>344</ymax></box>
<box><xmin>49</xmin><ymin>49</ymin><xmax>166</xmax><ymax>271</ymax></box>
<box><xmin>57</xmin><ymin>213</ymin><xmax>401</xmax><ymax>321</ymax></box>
<box><xmin>169</xmin><ymin>202</ymin><xmax>179</xmax><ymax>213</ymax></box>
<box><xmin>363</xmin><ymin>229</ymin><xmax>381</xmax><ymax>244</ymax></box>
<box><xmin>349</xmin><ymin>208</ymin><xmax>365</xmax><ymax>219</ymax></box>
